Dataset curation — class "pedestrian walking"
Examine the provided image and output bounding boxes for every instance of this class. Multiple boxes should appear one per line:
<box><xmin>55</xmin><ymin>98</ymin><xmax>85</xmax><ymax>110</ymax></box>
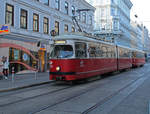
<box><xmin>2</xmin><ymin>57</ymin><xmax>9</xmax><ymax>79</ymax></box>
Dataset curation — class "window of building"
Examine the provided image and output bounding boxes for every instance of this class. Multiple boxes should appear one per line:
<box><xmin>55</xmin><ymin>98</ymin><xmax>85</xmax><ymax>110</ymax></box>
<box><xmin>72</xmin><ymin>6</ymin><xmax>75</xmax><ymax>15</ymax></box>
<box><xmin>82</xmin><ymin>12</ymin><xmax>86</xmax><ymax>23</ymax></box>
<box><xmin>114</xmin><ymin>20</ymin><xmax>118</xmax><ymax>30</ymax></box>
<box><xmin>111</xmin><ymin>8</ymin><xmax>115</xmax><ymax>16</ymax></box>
<box><xmin>5</xmin><ymin>4</ymin><xmax>14</xmax><ymax>26</ymax></box>
<box><xmin>101</xmin><ymin>8</ymin><xmax>105</xmax><ymax>17</ymax></box>
<box><xmin>20</xmin><ymin>9</ymin><xmax>28</xmax><ymax>29</ymax></box>
<box><xmin>43</xmin><ymin>17</ymin><xmax>49</xmax><ymax>34</ymax></box>
<box><xmin>64</xmin><ymin>24</ymin><xmax>68</xmax><ymax>32</ymax></box>
<box><xmin>89</xmin><ymin>15</ymin><xmax>92</xmax><ymax>25</ymax></box>
<box><xmin>33</xmin><ymin>13</ymin><xmax>39</xmax><ymax>32</ymax></box>
<box><xmin>72</xmin><ymin>26</ymin><xmax>75</xmax><ymax>32</ymax></box>
<box><xmin>55</xmin><ymin>21</ymin><xmax>59</xmax><ymax>35</ymax></box>
<box><xmin>38</xmin><ymin>0</ymin><xmax>49</xmax><ymax>5</ymax></box>
<box><xmin>78</xmin><ymin>12</ymin><xmax>81</xmax><ymax>21</ymax></box>
<box><xmin>65</xmin><ymin>1</ymin><xmax>69</xmax><ymax>15</ymax></box>
<box><xmin>55</xmin><ymin>0</ymin><xmax>60</xmax><ymax>10</ymax></box>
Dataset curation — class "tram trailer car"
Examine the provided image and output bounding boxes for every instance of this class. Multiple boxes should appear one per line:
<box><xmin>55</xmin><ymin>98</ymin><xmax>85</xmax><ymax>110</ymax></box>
<box><xmin>49</xmin><ymin>33</ymin><xmax>145</xmax><ymax>81</ymax></box>
<box><xmin>117</xmin><ymin>45</ymin><xmax>132</xmax><ymax>70</ymax></box>
<box><xmin>132</xmin><ymin>49</ymin><xmax>145</xmax><ymax>67</ymax></box>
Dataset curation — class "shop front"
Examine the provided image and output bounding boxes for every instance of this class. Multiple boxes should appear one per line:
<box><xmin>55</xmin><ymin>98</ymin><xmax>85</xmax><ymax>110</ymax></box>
<box><xmin>0</xmin><ymin>35</ymin><xmax>50</xmax><ymax>74</ymax></box>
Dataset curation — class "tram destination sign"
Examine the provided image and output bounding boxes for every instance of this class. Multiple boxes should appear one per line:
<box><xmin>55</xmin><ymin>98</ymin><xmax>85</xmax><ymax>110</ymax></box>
<box><xmin>55</xmin><ymin>40</ymin><xmax>66</xmax><ymax>44</ymax></box>
<box><xmin>0</xmin><ymin>24</ymin><xmax>10</xmax><ymax>35</ymax></box>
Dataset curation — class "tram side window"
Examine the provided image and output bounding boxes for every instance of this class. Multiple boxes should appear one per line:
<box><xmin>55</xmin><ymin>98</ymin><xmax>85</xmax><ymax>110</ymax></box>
<box><xmin>89</xmin><ymin>47</ymin><xmax>96</xmax><ymax>57</ymax></box>
<box><xmin>132</xmin><ymin>52</ymin><xmax>136</xmax><ymax>58</ymax></box>
<box><xmin>107</xmin><ymin>47</ymin><xmax>112</xmax><ymax>58</ymax></box>
<box><xmin>119</xmin><ymin>48</ymin><xmax>124</xmax><ymax>57</ymax></box>
<box><xmin>119</xmin><ymin>48</ymin><xmax>130</xmax><ymax>58</ymax></box>
<box><xmin>111</xmin><ymin>47</ymin><xmax>116</xmax><ymax>58</ymax></box>
<box><xmin>75</xmin><ymin>43</ymin><xmax>87</xmax><ymax>58</ymax></box>
<box><xmin>96</xmin><ymin>46</ymin><xmax>103</xmax><ymax>57</ymax></box>
<box><xmin>137</xmin><ymin>52</ymin><xmax>144</xmax><ymax>58</ymax></box>
<box><xmin>102</xmin><ymin>46</ymin><xmax>108</xmax><ymax>58</ymax></box>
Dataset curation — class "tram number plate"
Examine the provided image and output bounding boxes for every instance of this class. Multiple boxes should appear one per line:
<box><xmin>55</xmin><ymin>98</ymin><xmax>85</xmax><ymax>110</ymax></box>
<box><xmin>56</xmin><ymin>76</ymin><xmax>63</xmax><ymax>80</ymax></box>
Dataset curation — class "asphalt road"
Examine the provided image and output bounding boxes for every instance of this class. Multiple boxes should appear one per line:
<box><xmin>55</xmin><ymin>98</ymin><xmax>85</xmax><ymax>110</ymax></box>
<box><xmin>0</xmin><ymin>64</ymin><xmax>150</xmax><ymax>114</ymax></box>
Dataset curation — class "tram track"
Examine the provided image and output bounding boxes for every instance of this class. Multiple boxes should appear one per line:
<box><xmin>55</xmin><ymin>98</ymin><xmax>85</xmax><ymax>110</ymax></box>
<box><xmin>81</xmin><ymin>71</ymin><xmax>150</xmax><ymax>114</ymax></box>
<box><xmin>31</xmin><ymin>68</ymin><xmax>150</xmax><ymax>114</ymax></box>
<box><xmin>0</xmin><ymin>82</ymin><xmax>72</xmax><ymax>108</ymax></box>
<box><xmin>0</xmin><ymin>65</ymin><xmax>149</xmax><ymax>114</ymax></box>
<box><xmin>30</xmin><ymin>81</ymin><xmax>109</xmax><ymax>114</ymax></box>
<box><xmin>0</xmin><ymin>81</ymin><xmax>54</xmax><ymax>97</ymax></box>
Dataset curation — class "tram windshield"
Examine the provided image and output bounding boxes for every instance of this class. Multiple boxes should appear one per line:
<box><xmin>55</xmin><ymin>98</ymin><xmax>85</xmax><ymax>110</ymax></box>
<box><xmin>50</xmin><ymin>45</ymin><xmax>73</xmax><ymax>58</ymax></box>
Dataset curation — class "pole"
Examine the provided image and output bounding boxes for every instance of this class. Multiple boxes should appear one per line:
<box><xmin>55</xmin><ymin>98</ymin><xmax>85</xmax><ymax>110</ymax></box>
<box><xmin>34</xmin><ymin>66</ymin><xmax>37</xmax><ymax>80</ymax></box>
<box><xmin>11</xmin><ymin>67</ymin><xmax>15</xmax><ymax>83</ymax></box>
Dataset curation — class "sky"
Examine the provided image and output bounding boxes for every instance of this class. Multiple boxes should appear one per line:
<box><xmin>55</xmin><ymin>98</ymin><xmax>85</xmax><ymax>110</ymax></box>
<box><xmin>131</xmin><ymin>0</ymin><xmax>150</xmax><ymax>31</ymax></box>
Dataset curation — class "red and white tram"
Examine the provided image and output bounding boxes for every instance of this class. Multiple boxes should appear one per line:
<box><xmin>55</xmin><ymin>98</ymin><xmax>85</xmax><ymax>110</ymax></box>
<box><xmin>49</xmin><ymin>33</ymin><xmax>145</xmax><ymax>82</ymax></box>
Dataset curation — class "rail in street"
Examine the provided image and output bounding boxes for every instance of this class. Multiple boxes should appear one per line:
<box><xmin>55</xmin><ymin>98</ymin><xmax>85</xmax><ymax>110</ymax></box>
<box><xmin>0</xmin><ymin>64</ymin><xmax>150</xmax><ymax>114</ymax></box>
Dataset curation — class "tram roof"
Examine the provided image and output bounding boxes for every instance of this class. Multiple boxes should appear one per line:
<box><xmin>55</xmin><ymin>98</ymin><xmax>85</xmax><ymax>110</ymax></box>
<box><xmin>52</xmin><ymin>32</ymin><xmax>145</xmax><ymax>53</ymax></box>
<box><xmin>117</xmin><ymin>44</ymin><xmax>145</xmax><ymax>53</ymax></box>
<box><xmin>52</xmin><ymin>32</ymin><xmax>114</xmax><ymax>45</ymax></box>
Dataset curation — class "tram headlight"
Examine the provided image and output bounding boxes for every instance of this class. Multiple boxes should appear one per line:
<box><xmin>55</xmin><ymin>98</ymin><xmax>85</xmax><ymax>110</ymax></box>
<box><xmin>56</xmin><ymin>66</ymin><xmax>61</xmax><ymax>71</ymax></box>
<box><xmin>50</xmin><ymin>61</ymin><xmax>53</xmax><ymax>65</ymax></box>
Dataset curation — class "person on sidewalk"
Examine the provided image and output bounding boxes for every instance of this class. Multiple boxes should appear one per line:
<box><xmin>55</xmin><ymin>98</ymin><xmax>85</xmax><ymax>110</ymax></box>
<box><xmin>2</xmin><ymin>57</ymin><xmax>9</xmax><ymax>80</ymax></box>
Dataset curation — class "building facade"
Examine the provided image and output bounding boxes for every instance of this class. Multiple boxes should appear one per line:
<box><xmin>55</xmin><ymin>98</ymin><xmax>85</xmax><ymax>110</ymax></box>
<box><xmin>131</xmin><ymin>21</ymin><xmax>150</xmax><ymax>52</ymax></box>
<box><xmin>0</xmin><ymin>0</ymin><xmax>95</xmax><ymax>73</ymax></box>
<box><xmin>130</xmin><ymin>21</ymin><xmax>138</xmax><ymax>49</ymax></box>
<box><xmin>142</xmin><ymin>25</ymin><xmax>150</xmax><ymax>59</ymax></box>
<box><xmin>86</xmin><ymin>0</ymin><xmax>133</xmax><ymax>47</ymax></box>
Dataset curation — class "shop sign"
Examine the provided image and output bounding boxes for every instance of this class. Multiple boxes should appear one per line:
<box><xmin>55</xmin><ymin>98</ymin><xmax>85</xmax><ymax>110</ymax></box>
<box><xmin>23</xmin><ymin>53</ymin><xmax>28</xmax><ymax>61</ymax></box>
<box><xmin>0</xmin><ymin>24</ymin><xmax>10</xmax><ymax>35</ymax></box>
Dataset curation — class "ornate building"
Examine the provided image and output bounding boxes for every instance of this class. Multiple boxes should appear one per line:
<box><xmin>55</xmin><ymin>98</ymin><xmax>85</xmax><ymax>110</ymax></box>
<box><xmin>0</xmin><ymin>0</ymin><xmax>95</xmax><ymax>73</ymax></box>
<box><xmin>86</xmin><ymin>0</ymin><xmax>133</xmax><ymax>47</ymax></box>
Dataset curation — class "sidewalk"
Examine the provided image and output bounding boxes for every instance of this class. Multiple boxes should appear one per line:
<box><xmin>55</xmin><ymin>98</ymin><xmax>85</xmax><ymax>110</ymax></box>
<box><xmin>0</xmin><ymin>72</ymin><xmax>52</xmax><ymax>92</ymax></box>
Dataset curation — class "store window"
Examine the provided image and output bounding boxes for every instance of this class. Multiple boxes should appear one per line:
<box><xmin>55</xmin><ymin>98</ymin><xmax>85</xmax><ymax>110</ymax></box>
<box><xmin>55</xmin><ymin>21</ymin><xmax>59</xmax><ymax>35</ymax></box>
<box><xmin>33</xmin><ymin>13</ymin><xmax>39</xmax><ymax>32</ymax></box>
<box><xmin>55</xmin><ymin>0</ymin><xmax>60</xmax><ymax>10</ymax></box>
<box><xmin>14</xmin><ymin>49</ymin><xmax>20</xmax><ymax>60</ymax></box>
<box><xmin>43</xmin><ymin>17</ymin><xmax>49</xmax><ymax>34</ymax></box>
<box><xmin>5</xmin><ymin>4</ymin><xmax>14</xmax><ymax>26</ymax></box>
<box><xmin>64</xmin><ymin>24</ymin><xmax>68</xmax><ymax>32</ymax></box>
<box><xmin>65</xmin><ymin>1</ymin><xmax>69</xmax><ymax>15</ymax></box>
<box><xmin>20</xmin><ymin>9</ymin><xmax>28</xmax><ymax>29</ymax></box>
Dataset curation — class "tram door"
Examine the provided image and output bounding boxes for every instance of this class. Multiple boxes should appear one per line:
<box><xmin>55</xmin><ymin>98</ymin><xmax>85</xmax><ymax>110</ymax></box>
<box><xmin>38</xmin><ymin>49</ymin><xmax>46</xmax><ymax>72</ymax></box>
